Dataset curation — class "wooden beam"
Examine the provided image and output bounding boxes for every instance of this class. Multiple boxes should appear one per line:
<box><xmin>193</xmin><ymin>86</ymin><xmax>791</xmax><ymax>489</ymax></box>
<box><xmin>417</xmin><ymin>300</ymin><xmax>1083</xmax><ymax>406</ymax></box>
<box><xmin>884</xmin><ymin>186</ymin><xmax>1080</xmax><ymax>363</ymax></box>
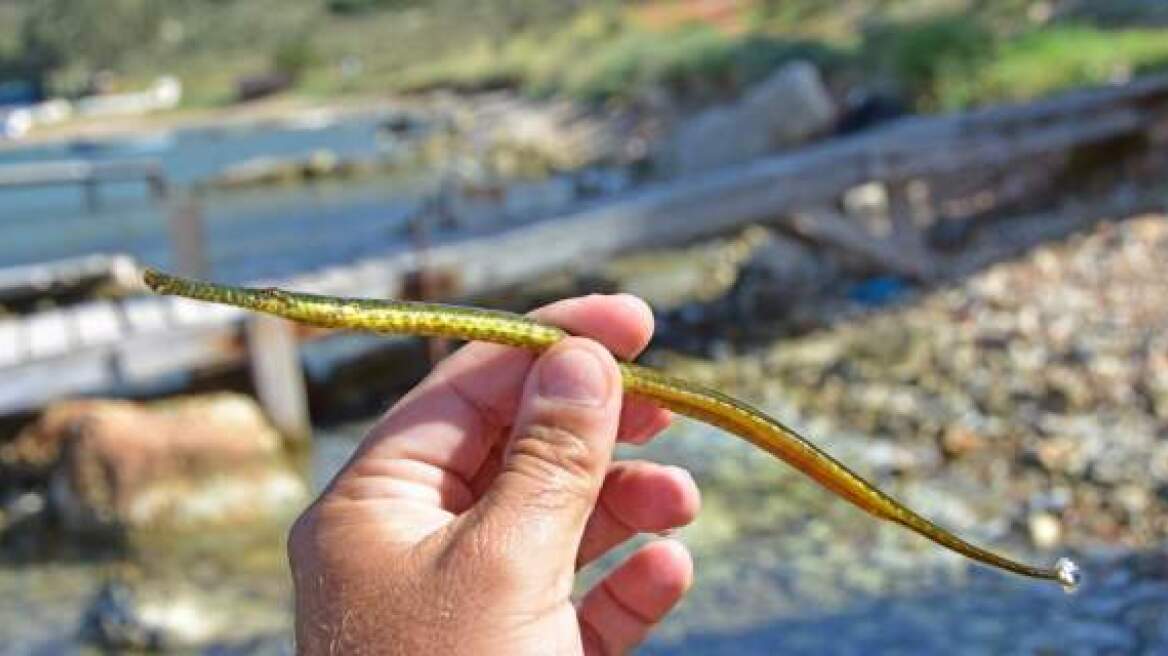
<box><xmin>72</xmin><ymin>301</ymin><xmax>124</xmax><ymax>348</ymax></box>
<box><xmin>0</xmin><ymin>159</ymin><xmax>165</xmax><ymax>189</ymax></box>
<box><xmin>0</xmin><ymin>350</ymin><xmax>115</xmax><ymax>412</ymax></box>
<box><xmin>782</xmin><ymin>208</ymin><xmax>932</xmax><ymax>280</ymax></box>
<box><xmin>246</xmin><ymin>315</ymin><xmax>311</xmax><ymax>443</ymax></box>
<box><xmin>2</xmin><ymin>76</ymin><xmax>1168</xmax><ymax>415</ymax></box>
<box><xmin>0</xmin><ymin>254</ymin><xmax>134</xmax><ymax>305</ymax></box>
<box><xmin>168</xmin><ymin>194</ymin><xmax>208</xmax><ymax>279</ymax></box>
<box><xmin>0</xmin><ymin>320</ymin><xmax>22</xmax><ymax>369</ymax></box>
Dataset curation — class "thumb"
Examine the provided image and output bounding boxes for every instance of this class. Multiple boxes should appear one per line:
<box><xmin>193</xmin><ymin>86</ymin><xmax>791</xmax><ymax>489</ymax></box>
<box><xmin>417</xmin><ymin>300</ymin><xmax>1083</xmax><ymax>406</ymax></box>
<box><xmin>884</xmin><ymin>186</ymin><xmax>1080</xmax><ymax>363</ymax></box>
<box><xmin>475</xmin><ymin>337</ymin><xmax>622</xmax><ymax>569</ymax></box>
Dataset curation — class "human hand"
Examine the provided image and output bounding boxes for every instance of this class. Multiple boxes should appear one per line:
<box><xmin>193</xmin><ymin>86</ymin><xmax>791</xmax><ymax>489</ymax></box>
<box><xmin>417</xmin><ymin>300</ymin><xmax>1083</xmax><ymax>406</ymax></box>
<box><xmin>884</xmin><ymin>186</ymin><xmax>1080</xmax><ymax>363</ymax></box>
<box><xmin>288</xmin><ymin>294</ymin><xmax>701</xmax><ymax>655</ymax></box>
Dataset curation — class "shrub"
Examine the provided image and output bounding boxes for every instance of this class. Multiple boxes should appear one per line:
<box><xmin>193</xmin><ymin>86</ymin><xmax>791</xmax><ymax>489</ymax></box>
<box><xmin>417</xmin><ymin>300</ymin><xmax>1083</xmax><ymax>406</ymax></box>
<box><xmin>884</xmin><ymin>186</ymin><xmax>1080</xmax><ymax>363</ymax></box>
<box><xmin>951</xmin><ymin>25</ymin><xmax>1168</xmax><ymax>106</ymax></box>
<box><xmin>326</xmin><ymin>0</ymin><xmax>419</xmax><ymax>16</ymax></box>
<box><xmin>864</xmin><ymin>14</ymin><xmax>996</xmax><ymax>110</ymax></box>
<box><xmin>272</xmin><ymin>34</ymin><xmax>318</xmax><ymax>80</ymax></box>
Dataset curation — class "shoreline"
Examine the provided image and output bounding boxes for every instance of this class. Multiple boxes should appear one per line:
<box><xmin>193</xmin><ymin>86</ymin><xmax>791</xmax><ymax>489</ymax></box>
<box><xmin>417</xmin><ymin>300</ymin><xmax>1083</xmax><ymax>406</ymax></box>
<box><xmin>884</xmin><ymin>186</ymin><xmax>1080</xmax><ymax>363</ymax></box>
<box><xmin>0</xmin><ymin>93</ymin><xmax>411</xmax><ymax>151</ymax></box>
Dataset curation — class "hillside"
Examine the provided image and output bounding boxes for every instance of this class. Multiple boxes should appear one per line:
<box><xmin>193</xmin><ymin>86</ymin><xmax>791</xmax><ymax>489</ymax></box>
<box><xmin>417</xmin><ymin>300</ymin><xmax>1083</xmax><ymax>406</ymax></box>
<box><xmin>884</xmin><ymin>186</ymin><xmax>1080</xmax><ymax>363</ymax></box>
<box><xmin>2</xmin><ymin>1</ymin><xmax>1168</xmax><ymax>112</ymax></box>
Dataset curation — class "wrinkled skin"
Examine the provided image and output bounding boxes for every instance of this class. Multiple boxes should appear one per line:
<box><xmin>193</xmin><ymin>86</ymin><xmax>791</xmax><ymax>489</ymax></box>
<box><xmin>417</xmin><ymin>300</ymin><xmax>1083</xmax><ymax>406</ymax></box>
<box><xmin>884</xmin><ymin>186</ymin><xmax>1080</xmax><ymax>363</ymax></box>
<box><xmin>289</xmin><ymin>294</ymin><xmax>701</xmax><ymax>655</ymax></box>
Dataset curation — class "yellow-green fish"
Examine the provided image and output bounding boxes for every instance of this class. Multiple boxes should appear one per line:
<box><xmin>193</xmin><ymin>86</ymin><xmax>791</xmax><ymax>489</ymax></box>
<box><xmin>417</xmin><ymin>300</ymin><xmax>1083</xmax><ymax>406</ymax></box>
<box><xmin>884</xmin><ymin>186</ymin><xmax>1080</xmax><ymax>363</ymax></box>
<box><xmin>143</xmin><ymin>267</ymin><xmax>1080</xmax><ymax>592</ymax></box>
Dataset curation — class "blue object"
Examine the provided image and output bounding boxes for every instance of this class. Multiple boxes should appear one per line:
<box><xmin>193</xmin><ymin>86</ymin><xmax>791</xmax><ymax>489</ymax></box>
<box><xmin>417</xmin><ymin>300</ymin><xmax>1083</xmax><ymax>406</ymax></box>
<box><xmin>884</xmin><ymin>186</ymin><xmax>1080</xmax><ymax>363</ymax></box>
<box><xmin>848</xmin><ymin>275</ymin><xmax>908</xmax><ymax>306</ymax></box>
<box><xmin>0</xmin><ymin>80</ymin><xmax>42</xmax><ymax>107</ymax></box>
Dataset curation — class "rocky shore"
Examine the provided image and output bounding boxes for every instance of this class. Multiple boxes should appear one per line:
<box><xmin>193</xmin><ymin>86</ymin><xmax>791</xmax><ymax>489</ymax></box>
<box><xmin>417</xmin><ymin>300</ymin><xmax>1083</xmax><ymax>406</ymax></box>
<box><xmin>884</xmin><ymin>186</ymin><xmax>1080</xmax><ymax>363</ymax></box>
<box><xmin>3</xmin><ymin>213</ymin><xmax>1168</xmax><ymax>653</ymax></box>
<box><xmin>628</xmin><ymin>213</ymin><xmax>1168</xmax><ymax>652</ymax></box>
<box><xmin>672</xmin><ymin>214</ymin><xmax>1168</xmax><ymax>553</ymax></box>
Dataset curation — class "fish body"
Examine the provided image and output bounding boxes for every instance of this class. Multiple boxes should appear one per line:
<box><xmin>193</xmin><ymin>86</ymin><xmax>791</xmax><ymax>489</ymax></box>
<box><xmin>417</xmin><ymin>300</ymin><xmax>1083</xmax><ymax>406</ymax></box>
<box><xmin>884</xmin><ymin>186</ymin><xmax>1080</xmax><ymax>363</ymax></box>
<box><xmin>143</xmin><ymin>267</ymin><xmax>1079</xmax><ymax>592</ymax></box>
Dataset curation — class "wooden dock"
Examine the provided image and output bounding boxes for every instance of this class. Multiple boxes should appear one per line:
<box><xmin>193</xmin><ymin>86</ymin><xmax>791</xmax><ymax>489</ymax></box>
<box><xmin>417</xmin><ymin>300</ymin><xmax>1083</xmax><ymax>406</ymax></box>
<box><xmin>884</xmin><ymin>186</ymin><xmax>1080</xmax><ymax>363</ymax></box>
<box><xmin>0</xmin><ymin>254</ymin><xmax>139</xmax><ymax>306</ymax></box>
<box><xmin>2</xmin><ymin>75</ymin><xmax>1167</xmax><ymax>421</ymax></box>
<box><xmin>0</xmin><ymin>158</ymin><xmax>168</xmax><ymax>210</ymax></box>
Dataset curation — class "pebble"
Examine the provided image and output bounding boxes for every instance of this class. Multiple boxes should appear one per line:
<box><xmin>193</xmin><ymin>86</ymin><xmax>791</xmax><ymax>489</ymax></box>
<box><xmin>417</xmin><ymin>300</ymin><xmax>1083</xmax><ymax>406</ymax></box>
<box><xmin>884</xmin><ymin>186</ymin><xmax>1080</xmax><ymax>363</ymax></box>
<box><xmin>1027</xmin><ymin>511</ymin><xmax>1063</xmax><ymax>549</ymax></box>
<box><xmin>640</xmin><ymin>214</ymin><xmax>1168</xmax><ymax>652</ymax></box>
<box><xmin>942</xmin><ymin>424</ymin><xmax>985</xmax><ymax>457</ymax></box>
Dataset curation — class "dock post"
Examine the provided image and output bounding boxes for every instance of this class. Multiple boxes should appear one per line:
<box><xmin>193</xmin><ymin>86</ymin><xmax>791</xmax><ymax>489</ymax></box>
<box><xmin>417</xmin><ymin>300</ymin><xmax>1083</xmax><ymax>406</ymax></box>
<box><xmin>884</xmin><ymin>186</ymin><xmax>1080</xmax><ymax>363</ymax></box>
<box><xmin>246</xmin><ymin>315</ymin><xmax>311</xmax><ymax>443</ymax></box>
<box><xmin>147</xmin><ymin>166</ymin><xmax>169</xmax><ymax>201</ymax></box>
<box><xmin>885</xmin><ymin>179</ymin><xmax>934</xmax><ymax>277</ymax></box>
<box><xmin>886</xmin><ymin>179</ymin><xmax>916</xmax><ymax>240</ymax></box>
<box><xmin>168</xmin><ymin>192</ymin><xmax>207</xmax><ymax>278</ymax></box>
<box><xmin>83</xmin><ymin>178</ymin><xmax>100</xmax><ymax>213</ymax></box>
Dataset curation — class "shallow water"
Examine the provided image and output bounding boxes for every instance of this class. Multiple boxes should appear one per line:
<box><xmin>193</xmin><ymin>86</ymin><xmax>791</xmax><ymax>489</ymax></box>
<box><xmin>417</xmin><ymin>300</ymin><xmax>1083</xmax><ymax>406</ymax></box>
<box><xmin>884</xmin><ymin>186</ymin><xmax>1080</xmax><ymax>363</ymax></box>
<box><xmin>3</xmin><ymin>401</ymin><xmax>1164</xmax><ymax>654</ymax></box>
<box><xmin>0</xmin><ymin>118</ymin><xmax>432</xmax><ymax>283</ymax></box>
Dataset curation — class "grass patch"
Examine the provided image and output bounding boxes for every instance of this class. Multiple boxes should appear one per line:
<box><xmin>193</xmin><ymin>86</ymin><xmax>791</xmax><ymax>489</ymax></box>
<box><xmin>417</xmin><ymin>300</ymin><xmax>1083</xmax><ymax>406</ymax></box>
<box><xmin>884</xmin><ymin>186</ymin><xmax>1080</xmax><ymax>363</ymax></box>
<box><xmin>3</xmin><ymin>1</ymin><xmax>1168</xmax><ymax>114</ymax></box>
<box><xmin>864</xmin><ymin>14</ymin><xmax>996</xmax><ymax>111</ymax></box>
<box><xmin>395</xmin><ymin>11</ymin><xmax>842</xmax><ymax>104</ymax></box>
<box><xmin>374</xmin><ymin>7</ymin><xmax>1168</xmax><ymax>111</ymax></box>
<box><xmin>864</xmin><ymin>15</ymin><xmax>1168</xmax><ymax>111</ymax></box>
<box><xmin>938</xmin><ymin>25</ymin><xmax>1168</xmax><ymax>108</ymax></box>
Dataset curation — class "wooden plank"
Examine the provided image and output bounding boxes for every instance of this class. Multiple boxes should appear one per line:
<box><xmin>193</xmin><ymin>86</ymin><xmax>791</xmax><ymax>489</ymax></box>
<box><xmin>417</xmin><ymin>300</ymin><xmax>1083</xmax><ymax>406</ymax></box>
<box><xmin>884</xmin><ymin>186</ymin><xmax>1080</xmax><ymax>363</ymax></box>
<box><xmin>168</xmin><ymin>195</ymin><xmax>208</xmax><ymax>279</ymax></box>
<box><xmin>247</xmin><ymin>315</ymin><xmax>310</xmax><ymax>442</ymax></box>
<box><xmin>782</xmin><ymin>209</ymin><xmax>932</xmax><ymax>280</ymax></box>
<box><xmin>939</xmin><ymin>192</ymin><xmax>1162</xmax><ymax>278</ymax></box>
<box><xmin>0</xmin><ymin>254</ymin><xmax>120</xmax><ymax>305</ymax></box>
<box><xmin>0</xmin><ymin>159</ymin><xmax>163</xmax><ymax>189</ymax></box>
<box><xmin>883</xmin><ymin>180</ymin><xmax>929</xmax><ymax>260</ymax></box>
<box><xmin>0</xmin><ymin>350</ymin><xmax>115</xmax><ymax>414</ymax></box>
<box><xmin>167</xmin><ymin>296</ymin><xmax>244</xmax><ymax>325</ymax></box>
<box><xmin>0</xmin><ymin>253</ymin><xmax>112</xmax><ymax>290</ymax></box>
<box><xmin>0</xmin><ymin>160</ymin><xmax>91</xmax><ymax>187</ymax></box>
<box><xmin>0</xmin><ymin>77</ymin><xmax>1165</xmax><ymax>416</ymax></box>
<box><xmin>121</xmin><ymin>297</ymin><xmax>172</xmax><ymax>335</ymax></box>
<box><xmin>423</xmin><ymin>111</ymin><xmax>1140</xmax><ymax>299</ymax></box>
<box><xmin>170</xmin><ymin>296</ymin><xmax>212</xmax><ymax>325</ymax></box>
<box><xmin>0</xmin><ymin>319</ymin><xmax>22</xmax><ymax>368</ymax></box>
<box><xmin>72</xmin><ymin>300</ymin><xmax>124</xmax><ymax>348</ymax></box>
<box><xmin>114</xmin><ymin>323</ymin><xmax>242</xmax><ymax>383</ymax></box>
<box><xmin>206</xmin><ymin>79</ymin><xmax>1159</xmax><ymax>301</ymax></box>
<box><xmin>24</xmin><ymin>310</ymin><xmax>72</xmax><ymax>360</ymax></box>
<box><xmin>854</xmin><ymin>74</ymin><xmax>1168</xmax><ymax>154</ymax></box>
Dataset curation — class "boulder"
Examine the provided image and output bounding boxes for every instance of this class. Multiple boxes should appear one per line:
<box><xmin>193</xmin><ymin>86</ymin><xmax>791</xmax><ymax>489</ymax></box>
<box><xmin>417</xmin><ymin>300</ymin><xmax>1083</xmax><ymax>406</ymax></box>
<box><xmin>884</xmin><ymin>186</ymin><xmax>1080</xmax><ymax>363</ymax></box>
<box><xmin>669</xmin><ymin>61</ymin><xmax>838</xmax><ymax>175</ymax></box>
<box><xmin>729</xmin><ymin>229</ymin><xmax>837</xmax><ymax>324</ymax></box>
<box><xmin>6</xmin><ymin>394</ymin><xmax>306</xmax><ymax>533</ymax></box>
<box><xmin>80</xmin><ymin>579</ymin><xmax>290</xmax><ymax>651</ymax></box>
<box><xmin>236</xmin><ymin>72</ymin><xmax>293</xmax><ymax>102</ymax></box>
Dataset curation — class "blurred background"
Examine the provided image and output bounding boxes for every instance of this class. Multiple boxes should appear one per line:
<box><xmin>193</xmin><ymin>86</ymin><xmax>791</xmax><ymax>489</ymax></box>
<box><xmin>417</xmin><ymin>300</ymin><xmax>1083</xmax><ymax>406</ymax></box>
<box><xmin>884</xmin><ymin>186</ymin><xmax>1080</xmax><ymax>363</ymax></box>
<box><xmin>2</xmin><ymin>0</ymin><xmax>1168</xmax><ymax>653</ymax></box>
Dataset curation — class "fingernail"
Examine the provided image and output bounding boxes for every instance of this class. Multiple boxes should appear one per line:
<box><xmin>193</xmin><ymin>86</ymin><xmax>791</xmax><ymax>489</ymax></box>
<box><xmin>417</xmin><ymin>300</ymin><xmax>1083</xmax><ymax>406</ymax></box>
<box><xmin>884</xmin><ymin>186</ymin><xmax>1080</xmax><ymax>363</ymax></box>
<box><xmin>666</xmin><ymin>465</ymin><xmax>695</xmax><ymax>486</ymax></box>
<box><xmin>538</xmin><ymin>345</ymin><xmax>608</xmax><ymax>406</ymax></box>
<box><xmin>616</xmin><ymin>293</ymin><xmax>652</xmax><ymax>319</ymax></box>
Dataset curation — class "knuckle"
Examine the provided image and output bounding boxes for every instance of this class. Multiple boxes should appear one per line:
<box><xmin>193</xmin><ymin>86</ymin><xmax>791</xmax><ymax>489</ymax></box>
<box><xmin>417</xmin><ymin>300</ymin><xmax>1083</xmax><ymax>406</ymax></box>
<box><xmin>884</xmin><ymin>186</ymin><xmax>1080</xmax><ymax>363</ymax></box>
<box><xmin>446</xmin><ymin>509</ymin><xmax>531</xmax><ymax>586</ymax></box>
<box><xmin>509</xmin><ymin>423</ymin><xmax>598</xmax><ymax>492</ymax></box>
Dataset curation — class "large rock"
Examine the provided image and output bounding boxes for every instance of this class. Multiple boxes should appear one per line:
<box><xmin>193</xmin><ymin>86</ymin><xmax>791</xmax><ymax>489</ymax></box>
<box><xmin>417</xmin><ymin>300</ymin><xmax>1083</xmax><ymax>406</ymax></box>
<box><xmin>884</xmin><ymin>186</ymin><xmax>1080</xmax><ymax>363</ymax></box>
<box><xmin>80</xmin><ymin>578</ymin><xmax>291</xmax><ymax>652</ymax></box>
<box><xmin>668</xmin><ymin>61</ymin><xmax>838</xmax><ymax>175</ymax></box>
<box><xmin>729</xmin><ymin>229</ymin><xmax>837</xmax><ymax>325</ymax></box>
<box><xmin>421</xmin><ymin>94</ymin><xmax>632</xmax><ymax>175</ymax></box>
<box><xmin>6</xmin><ymin>394</ymin><xmax>306</xmax><ymax>533</ymax></box>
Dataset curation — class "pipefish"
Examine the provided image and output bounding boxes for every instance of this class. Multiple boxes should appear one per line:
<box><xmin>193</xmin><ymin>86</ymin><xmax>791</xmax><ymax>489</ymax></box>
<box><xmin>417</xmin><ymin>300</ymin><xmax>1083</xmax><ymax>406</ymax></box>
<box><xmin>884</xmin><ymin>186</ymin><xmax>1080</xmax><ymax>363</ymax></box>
<box><xmin>142</xmin><ymin>267</ymin><xmax>1080</xmax><ymax>592</ymax></box>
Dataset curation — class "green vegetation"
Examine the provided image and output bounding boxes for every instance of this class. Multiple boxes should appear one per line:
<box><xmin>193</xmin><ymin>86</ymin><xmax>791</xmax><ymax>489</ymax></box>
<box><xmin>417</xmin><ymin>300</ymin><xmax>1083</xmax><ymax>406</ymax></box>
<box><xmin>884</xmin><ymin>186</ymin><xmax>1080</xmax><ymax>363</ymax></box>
<box><xmin>395</xmin><ymin>14</ymin><xmax>839</xmax><ymax>104</ymax></box>
<box><xmin>938</xmin><ymin>25</ymin><xmax>1168</xmax><ymax>108</ymax></box>
<box><xmin>866</xmin><ymin>16</ymin><xmax>1168</xmax><ymax>110</ymax></box>
<box><xmin>324</xmin><ymin>0</ymin><xmax>419</xmax><ymax>15</ymax></box>
<box><xmin>1</xmin><ymin>0</ymin><xmax>1168</xmax><ymax>113</ymax></box>
<box><xmin>271</xmin><ymin>34</ymin><xmax>320</xmax><ymax>82</ymax></box>
<box><xmin>863</xmin><ymin>15</ymin><xmax>997</xmax><ymax>111</ymax></box>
